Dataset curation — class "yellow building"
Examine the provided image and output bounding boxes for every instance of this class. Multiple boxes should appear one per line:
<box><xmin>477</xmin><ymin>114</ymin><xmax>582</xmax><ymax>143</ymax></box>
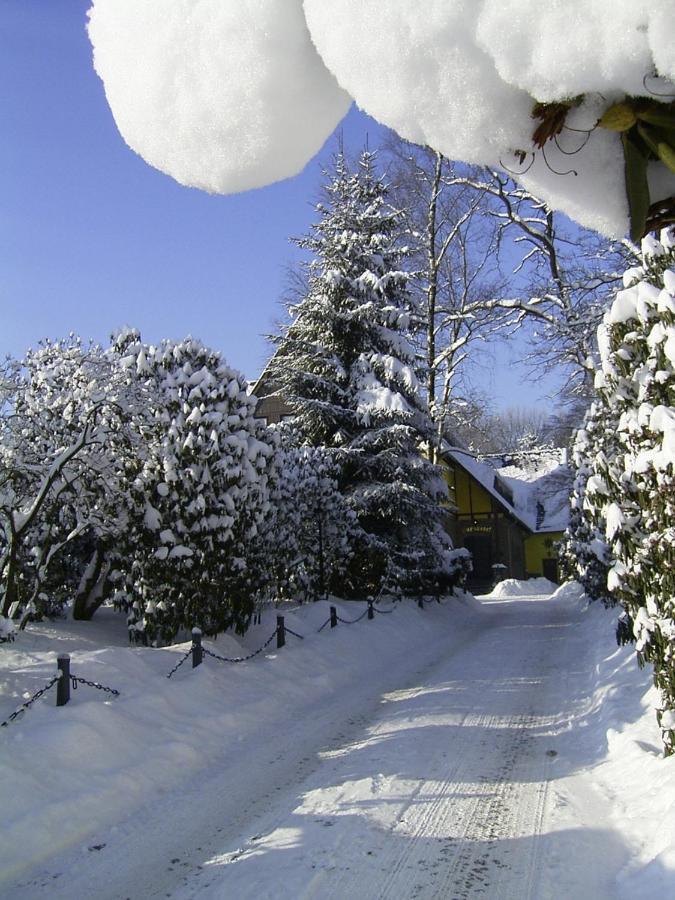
<box><xmin>441</xmin><ymin>448</ymin><xmax>569</xmax><ymax>592</ymax></box>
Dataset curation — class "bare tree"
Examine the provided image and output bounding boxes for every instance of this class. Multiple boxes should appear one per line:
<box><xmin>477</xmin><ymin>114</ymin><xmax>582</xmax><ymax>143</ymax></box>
<box><xmin>383</xmin><ymin>137</ymin><xmax>641</xmax><ymax>451</ymax></box>
<box><xmin>452</xmin><ymin>169</ymin><xmax>641</xmax><ymax>403</ymax></box>
<box><xmin>384</xmin><ymin>141</ymin><xmax>513</xmax><ymax>457</ymax></box>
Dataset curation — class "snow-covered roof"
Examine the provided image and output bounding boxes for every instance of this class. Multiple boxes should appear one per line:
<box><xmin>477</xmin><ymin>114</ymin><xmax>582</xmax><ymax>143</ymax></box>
<box><xmin>443</xmin><ymin>447</ymin><xmax>571</xmax><ymax>534</ymax></box>
<box><xmin>498</xmin><ymin>460</ymin><xmax>572</xmax><ymax>533</ymax></box>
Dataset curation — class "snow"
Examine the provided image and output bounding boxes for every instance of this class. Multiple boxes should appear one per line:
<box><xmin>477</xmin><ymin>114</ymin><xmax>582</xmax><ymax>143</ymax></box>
<box><xmin>86</xmin><ymin>0</ymin><xmax>351</xmax><ymax>194</ymax></box>
<box><xmin>304</xmin><ymin>1</ymin><xmax>675</xmax><ymax>237</ymax></box>
<box><xmin>485</xmin><ymin>576</ymin><xmax>558</xmax><ymax>598</ymax></box>
<box><xmin>1</xmin><ymin>583</ymin><xmax>674</xmax><ymax>898</ymax></box>
<box><xmin>87</xmin><ymin>1</ymin><xmax>675</xmax><ymax>235</ymax></box>
<box><xmin>476</xmin><ymin>1</ymin><xmax>655</xmax><ymax>101</ymax></box>
<box><xmin>498</xmin><ymin>457</ymin><xmax>572</xmax><ymax>532</ymax></box>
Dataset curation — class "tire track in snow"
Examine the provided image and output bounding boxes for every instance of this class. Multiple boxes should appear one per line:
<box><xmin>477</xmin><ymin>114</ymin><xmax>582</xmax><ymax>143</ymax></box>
<box><xmin>307</xmin><ymin>606</ymin><xmax>568</xmax><ymax>900</ymax></box>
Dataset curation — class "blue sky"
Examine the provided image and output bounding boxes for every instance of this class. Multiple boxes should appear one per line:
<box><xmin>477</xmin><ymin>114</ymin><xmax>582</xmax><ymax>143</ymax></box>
<box><xmin>1</xmin><ymin>0</ymin><xmax>559</xmax><ymax>408</ymax></box>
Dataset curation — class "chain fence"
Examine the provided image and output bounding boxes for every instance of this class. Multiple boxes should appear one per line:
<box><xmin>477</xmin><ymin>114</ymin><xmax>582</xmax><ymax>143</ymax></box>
<box><xmin>201</xmin><ymin>631</ymin><xmax>277</xmax><ymax>664</ymax></box>
<box><xmin>284</xmin><ymin>626</ymin><xmax>305</xmax><ymax>640</ymax></box>
<box><xmin>166</xmin><ymin>648</ymin><xmax>193</xmax><ymax>679</ymax></box>
<box><xmin>0</xmin><ymin>674</ymin><xmax>61</xmax><ymax>728</ymax></box>
<box><xmin>3</xmin><ymin>593</ymin><xmax>442</xmax><ymax>727</ymax></box>
<box><xmin>336</xmin><ymin>609</ymin><xmax>369</xmax><ymax>625</ymax></box>
<box><xmin>1</xmin><ymin>663</ymin><xmax>120</xmax><ymax>730</ymax></box>
<box><xmin>70</xmin><ymin>675</ymin><xmax>120</xmax><ymax>697</ymax></box>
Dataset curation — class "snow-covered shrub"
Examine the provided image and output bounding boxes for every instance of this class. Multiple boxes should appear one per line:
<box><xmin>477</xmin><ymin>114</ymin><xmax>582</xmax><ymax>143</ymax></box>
<box><xmin>558</xmin><ymin>401</ymin><xmax>614</xmax><ymax>605</ymax></box>
<box><xmin>0</xmin><ymin>337</ymin><xmax>136</xmax><ymax>623</ymax></box>
<box><xmin>111</xmin><ymin>332</ymin><xmax>274</xmax><ymax>642</ymax></box>
<box><xmin>251</xmin><ymin>440</ymin><xmax>357</xmax><ymax>604</ymax></box>
<box><xmin>586</xmin><ymin>228</ymin><xmax>675</xmax><ymax>753</ymax></box>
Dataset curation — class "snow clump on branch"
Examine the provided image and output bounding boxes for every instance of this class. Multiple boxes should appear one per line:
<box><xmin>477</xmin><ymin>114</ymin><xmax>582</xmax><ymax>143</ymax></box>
<box><xmin>304</xmin><ymin>0</ymin><xmax>675</xmax><ymax>238</ymax></box>
<box><xmin>88</xmin><ymin>0</ymin><xmax>675</xmax><ymax>236</ymax></box>
<box><xmin>86</xmin><ymin>0</ymin><xmax>350</xmax><ymax>193</ymax></box>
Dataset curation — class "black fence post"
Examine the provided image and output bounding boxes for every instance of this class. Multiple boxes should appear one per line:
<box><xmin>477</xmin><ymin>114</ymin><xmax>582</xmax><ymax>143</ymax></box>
<box><xmin>57</xmin><ymin>654</ymin><xmax>70</xmax><ymax>707</ymax></box>
<box><xmin>330</xmin><ymin>606</ymin><xmax>337</xmax><ymax>628</ymax></box>
<box><xmin>192</xmin><ymin>628</ymin><xmax>203</xmax><ymax>668</ymax></box>
<box><xmin>418</xmin><ymin>597</ymin><xmax>424</xmax><ymax>609</ymax></box>
<box><xmin>277</xmin><ymin>615</ymin><xmax>285</xmax><ymax>649</ymax></box>
<box><xmin>368</xmin><ymin>600</ymin><xmax>374</xmax><ymax>620</ymax></box>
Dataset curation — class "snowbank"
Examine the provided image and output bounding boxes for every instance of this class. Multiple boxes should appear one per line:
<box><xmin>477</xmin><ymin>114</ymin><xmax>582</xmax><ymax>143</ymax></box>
<box><xmin>1</xmin><ymin>585</ymin><xmax>673</xmax><ymax>898</ymax></box>
<box><xmin>485</xmin><ymin>576</ymin><xmax>558</xmax><ymax>598</ymax></box>
<box><xmin>0</xmin><ymin>595</ymin><xmax>479</xmax><ymax>885</ymax></box>
<box><xmin>563</xmin><ymin>602</ymin><xmax>675</xmax><ymax>900</ymax></box>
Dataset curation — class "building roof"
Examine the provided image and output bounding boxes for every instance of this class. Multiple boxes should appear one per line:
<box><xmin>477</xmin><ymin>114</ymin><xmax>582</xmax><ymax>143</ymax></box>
<box><xmin>442</xmin><ymin>446</ymin><xmax>571</xmax><ymax>535</ymax></box>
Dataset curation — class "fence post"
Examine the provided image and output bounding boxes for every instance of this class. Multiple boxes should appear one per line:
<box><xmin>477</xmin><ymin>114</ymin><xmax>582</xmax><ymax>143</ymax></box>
<box><xmin>418</xmin><ymin>597</ymin><xmax>424</xmax><ymax>609</ymax></box>
<box><xmin>57</xmin><ymin>654</ymin><xmax>70</xmax><ymax>707</ymax></box>
<box><xmin>192</xmin><ymin>628</ymin><xmax>203</xmax><ymax>668</ymax></box>
<box><xmin>277</xmin><ymin>615</ymin><xmax>285</xmax><ymax>649</ymax></box>
<box><xmin>368</xmin><ymin>600</ymin><xmax>374</xmax><ymax>620</ymax></box>
<box><xmin>330</xmin><ymin>606</ymin><xmax>337</xmax><ymax>628</ymax></box>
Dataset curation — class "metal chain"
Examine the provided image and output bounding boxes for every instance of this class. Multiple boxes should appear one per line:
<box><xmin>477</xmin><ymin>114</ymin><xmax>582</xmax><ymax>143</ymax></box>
<box><xmin>70</xmin><ymin>675</ymin><xmax>120</xmax><ymax>697</ymax></box>
<box><xmin>317</xmin><ymin>617</ymin><xmax>332</xmax><ymax>633</ymax></box>
<box><xmin>0</xmin><ymin>674</ymin><xmax>61</xmax><ymax>728</ymax></box>
<box><xmin>373</xmin><ymin>605</ymin><xmax>395</xmax><ymax>614</ymax></box>
<box><xmin>284</xmin><ymin>626</ymin><xmax>305</xmax><ymax>640</ymax></box>
<box><xmin>201</xmin><ymin>631</ymin><xmax>277</xmax><ymax>664</ymax></box>
<box><xmin>336</xmin><ymin>609</ymin><xmax>369</xmax><ymax>625</ymax></box>
<box><xmin>166</xmin><ymin>648</ymin><xmax>193</xmax><ymax>679</ymax></box>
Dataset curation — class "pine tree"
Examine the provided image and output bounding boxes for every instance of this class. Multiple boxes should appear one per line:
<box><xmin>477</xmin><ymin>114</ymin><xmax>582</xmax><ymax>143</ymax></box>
<box><xmin>268</xmin><ymin>150</ymin><xmax>457</xmax><ymax>597</ymax></box>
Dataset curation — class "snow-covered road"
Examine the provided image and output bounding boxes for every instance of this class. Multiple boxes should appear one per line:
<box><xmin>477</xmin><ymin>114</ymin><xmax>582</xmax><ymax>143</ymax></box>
<box><xmin>6</xmin><ymin>591</ymin><xmax>631</xmax><ymax>899</ymax></box>
<box><xmin>170</xmin><ymin>594</ymin><xmax>623</xmax><ymax>900</ymax></box>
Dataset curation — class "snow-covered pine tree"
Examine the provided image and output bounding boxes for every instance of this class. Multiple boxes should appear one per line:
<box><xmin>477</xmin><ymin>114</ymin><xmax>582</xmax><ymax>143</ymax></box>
<box><xmin>558</xmin><ymin>400</ymin><xmax>613</xmax><ymax>605</ymax></box>
<box><xmin>268</xmin><ymin>150</ymin><xmax>458</xmax><ymax>597</ymax></box>
<box><xmin>111</xmin><ymin>331</ymin><xmax>274</xmax><ymax>642</ymax></box>
<box><xmin>585</xmin><ymin>228</ymin><xmax>675</xmax><ymax>753</ymax></box>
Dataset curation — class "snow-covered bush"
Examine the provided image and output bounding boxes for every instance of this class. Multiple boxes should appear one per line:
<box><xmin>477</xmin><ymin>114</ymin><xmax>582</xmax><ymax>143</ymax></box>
<box><xmin>585</xmin><ymin>228</ymin><xmax>675</xmax><ymax>752</ymax></box>
<box><xmin>0</xmin><ymin>337</ymin><xmax>136</xmax><ymax>623</ymax></box>
<box><xmin>111</xmin><ymin>332</ymin><xmax>275</xmax><ymax>642</ymax></box>
<box><xmin>88</xmin><ymin>2</ymin><xmax>675</xmax><ymax>237</ymax></box>
<box><xmin>251</xmin><ymin>440</ymin><xmax>357</xmax><ymax>604</ymax></box>
<box><xmin>558</xmin><ymin>401</ymin><xmax>614</xmax><ymax>605</ymax></box>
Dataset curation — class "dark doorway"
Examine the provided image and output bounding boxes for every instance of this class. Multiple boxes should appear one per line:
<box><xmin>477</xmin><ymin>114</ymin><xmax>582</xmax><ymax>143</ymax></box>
<box><xmin>464</xmin><ymin>533</ymin><xmax>493</xmax><ymax>584</ymax></box>
<box><xmin>542</xmin><ymin>558</ymin><xmax>559</xmax><ymax>584</ymax></box>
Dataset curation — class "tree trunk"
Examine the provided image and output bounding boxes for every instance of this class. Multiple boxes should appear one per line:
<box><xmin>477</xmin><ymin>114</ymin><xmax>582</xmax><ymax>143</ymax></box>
<box><xmin>1</xmin><ymin>532</ymin><xmax>19</xmax><ymax>618</ymax></box>
<box><xmin>72</xmin><ymin>541</ymin><xmax>112</xmax><ymax>620</ymax></box>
